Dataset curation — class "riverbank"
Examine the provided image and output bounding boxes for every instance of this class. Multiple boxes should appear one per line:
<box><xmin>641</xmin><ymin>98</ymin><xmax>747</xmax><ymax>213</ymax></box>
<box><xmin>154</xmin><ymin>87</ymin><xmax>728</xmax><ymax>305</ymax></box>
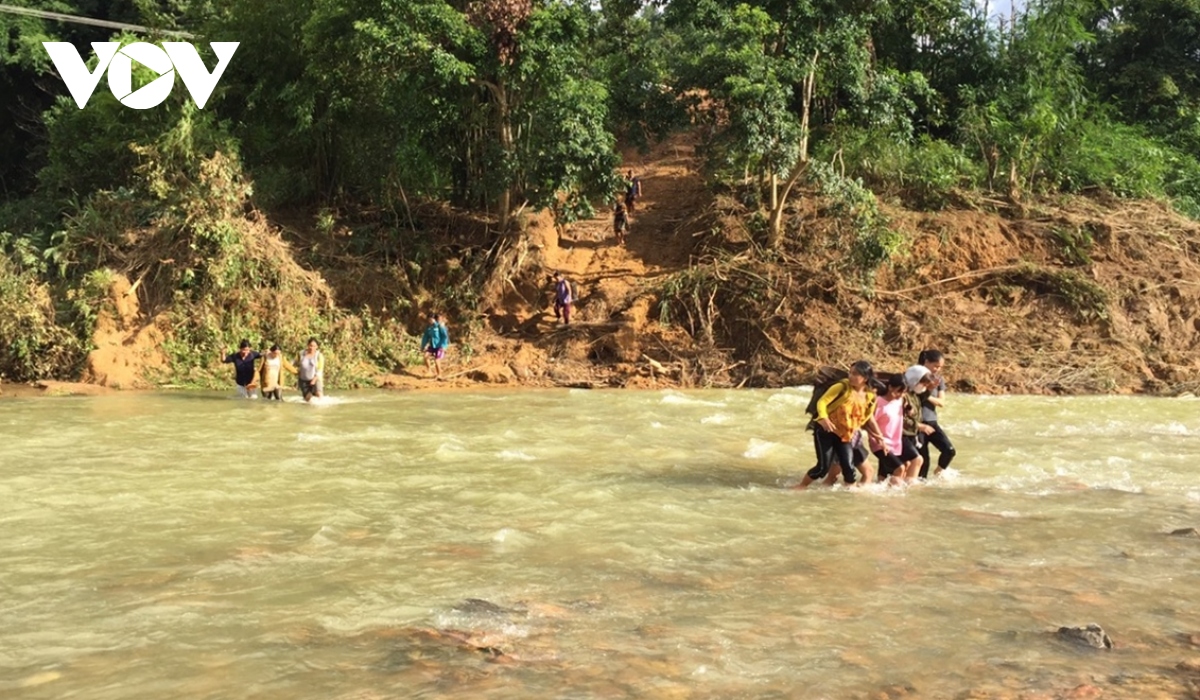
<box><xmin>5</xmin><ymin>134</ymin><xmax>1199</xmax><ymax>396</ymax></box>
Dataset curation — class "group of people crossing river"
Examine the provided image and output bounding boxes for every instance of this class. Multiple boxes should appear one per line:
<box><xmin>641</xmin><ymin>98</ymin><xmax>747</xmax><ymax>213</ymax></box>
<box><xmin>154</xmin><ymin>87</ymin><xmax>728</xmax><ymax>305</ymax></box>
<box><xmin>795</xmin><ymin>349</ymin><xmax>957</xmax><ymax>490</ymax></box>
<box><xmin>219</xmin><ymin>314</ymin><xmax>451</xmax><ymax>399</ymax></box>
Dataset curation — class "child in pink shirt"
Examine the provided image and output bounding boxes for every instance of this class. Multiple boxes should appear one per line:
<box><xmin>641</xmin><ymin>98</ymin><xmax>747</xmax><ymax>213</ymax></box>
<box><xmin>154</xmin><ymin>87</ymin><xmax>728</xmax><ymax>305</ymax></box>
<box><xmin>870</xmin><ymin>374</ymin><xmax>923</xmax><ymax>484</ymax></box>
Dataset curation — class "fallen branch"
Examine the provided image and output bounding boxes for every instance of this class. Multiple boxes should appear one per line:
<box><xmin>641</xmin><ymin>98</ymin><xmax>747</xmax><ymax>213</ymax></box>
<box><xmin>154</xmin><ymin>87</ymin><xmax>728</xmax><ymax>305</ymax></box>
<box><xmin>874</xmin><ymin>265</ymin><xmax>1022</xmax><ymax>297</ymax></box>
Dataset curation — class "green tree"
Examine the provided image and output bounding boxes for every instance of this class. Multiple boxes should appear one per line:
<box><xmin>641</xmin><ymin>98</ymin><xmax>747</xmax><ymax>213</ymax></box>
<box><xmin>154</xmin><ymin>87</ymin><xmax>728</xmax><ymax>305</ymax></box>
<box><xmin>672</xmin><ymin>0</ymin><xmax>903</xmax><ymax>246</ymax></box>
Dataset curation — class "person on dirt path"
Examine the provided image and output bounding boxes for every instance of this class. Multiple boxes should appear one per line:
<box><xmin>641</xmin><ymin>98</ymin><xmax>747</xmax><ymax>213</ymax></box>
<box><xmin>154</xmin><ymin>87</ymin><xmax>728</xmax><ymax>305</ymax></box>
<box><xmin>297</xmin><ymin>337</ymin><xmax>326</xmax><ymax>401</ymax></box>
<box><xmin>552</xmin><ymin>271</ymin><xmax>576</xmax><ymax>325</ymax></box>
<box><xmin>421</xmin><ymin>313</ymin><xmax>450</xmax><ymax>379</ymax></box>
<box><xmin>613</xmin><ymin>203</ymin><xmax>629</xmax><ymax>245</ymax></box>
<box><xmin>914</xmin><ymin>349</ymin><xmax>957</xmax><ymax>478</ymax></box>
<box><xmin>794</xmin><ymin>360</ymin><xmax>888</xmax><ymax>490</ymax></box>
<box><xmin>221</xmin><ymin>339</ymin><xmax>261</xmax><ymax>399</ymax></box>
<box><xmin>624</xmin><ymin>170</ymin><xmax>642</xmax><ymax>213</ymax></box>
<box><xmin>258</xmin><ymin>344</ymin><xmax>297</xmax><ymax>401</ymax></box>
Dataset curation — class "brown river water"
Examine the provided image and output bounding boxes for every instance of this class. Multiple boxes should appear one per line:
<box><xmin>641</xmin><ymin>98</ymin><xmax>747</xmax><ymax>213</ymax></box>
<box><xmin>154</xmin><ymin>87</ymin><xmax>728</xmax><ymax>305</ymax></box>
<box><xmin>2</xmin><ymin>389</ymin><xmax>1199</xmax><ymax>698</ymax></box>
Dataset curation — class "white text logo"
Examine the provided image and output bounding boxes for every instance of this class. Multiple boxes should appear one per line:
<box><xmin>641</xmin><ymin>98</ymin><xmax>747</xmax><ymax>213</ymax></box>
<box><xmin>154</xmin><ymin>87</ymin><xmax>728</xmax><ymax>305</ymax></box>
<box><xmin>42</xmin><ymin>41</ymin><xmax>239</xmax><ymax>110</ymax></box>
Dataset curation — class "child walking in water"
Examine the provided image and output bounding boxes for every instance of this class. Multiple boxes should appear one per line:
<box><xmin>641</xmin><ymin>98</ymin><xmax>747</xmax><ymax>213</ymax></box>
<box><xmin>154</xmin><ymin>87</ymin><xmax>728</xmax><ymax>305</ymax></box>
<box><xmin>796</xmin><ymin>361</ymin><xmax>888</xmax><ymax>489</ymax></box>
<box><xmin>903</xmin><ymin>365</ymin><xmax>939</xmax><ymax>479</ymax></box>
<box><xmin>914</xmin><ymin>349</ymin><xmax>957</xmax><ymax>477</ymax></box>
<box><xmin>870</xmin><ymin>374</ymin><xmax>922</xmax><ymax>484</ymax></box>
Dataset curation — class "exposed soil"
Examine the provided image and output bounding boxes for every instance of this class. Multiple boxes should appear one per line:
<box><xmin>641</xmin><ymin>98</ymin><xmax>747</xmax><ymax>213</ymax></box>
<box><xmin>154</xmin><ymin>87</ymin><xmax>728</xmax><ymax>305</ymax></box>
<box><xmin>9</xmin><ymin>130</ymin><xmax>1200</xmax><ymax>396</ymax></box>
<box><xmin>383</xmin><ymin>132</ymin><xmax>1200</xmax><ymax>395</ymax></box>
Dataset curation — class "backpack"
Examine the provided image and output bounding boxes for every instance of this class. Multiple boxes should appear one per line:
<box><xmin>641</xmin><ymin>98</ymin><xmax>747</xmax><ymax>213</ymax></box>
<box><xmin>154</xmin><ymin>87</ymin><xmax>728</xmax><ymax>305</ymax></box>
<box><xmin>803</xmin><ymin>366</ymin><xmax>849</xmax><ymax>423</ymax></box>
<box><xmin>803</xmin><ymin>366</ymin><xmax>881</xmax><ymax>431</ymax></box>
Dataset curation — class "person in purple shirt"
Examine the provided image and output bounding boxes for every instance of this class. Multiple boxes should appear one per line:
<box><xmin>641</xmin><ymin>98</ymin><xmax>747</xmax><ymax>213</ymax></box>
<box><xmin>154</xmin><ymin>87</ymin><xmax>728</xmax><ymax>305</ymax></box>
<box><xmin>221</xmin><ymin>339</ymin><xmax>261</xmax><ymax>398</ymax></box>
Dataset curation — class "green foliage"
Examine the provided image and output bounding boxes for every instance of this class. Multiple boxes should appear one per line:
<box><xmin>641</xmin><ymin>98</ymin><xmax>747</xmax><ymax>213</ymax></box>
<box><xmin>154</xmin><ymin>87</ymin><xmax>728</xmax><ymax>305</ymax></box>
<box><xmin>0</xmin><ymin>232</ymin><xmax>85</xmax><ymax>380</ymax></box>
<box><xmin>1049</xmin><ymin>226</ymin><xmax>1094</xmax><ymax>267</ymax></box>
<box><xmin>811</xmin><ymin>162</ymin><xmax>905</xmax><ymax>278</ymax></box>
<box><xmin>1051</xmin><ymin>118</ymin><xmax>1170</xmax><ymax>198</ymax></box>
<box><xmin>826</xmin><ymin>128</ymin><xmax>979</xmax><ymax>209</ymax></box>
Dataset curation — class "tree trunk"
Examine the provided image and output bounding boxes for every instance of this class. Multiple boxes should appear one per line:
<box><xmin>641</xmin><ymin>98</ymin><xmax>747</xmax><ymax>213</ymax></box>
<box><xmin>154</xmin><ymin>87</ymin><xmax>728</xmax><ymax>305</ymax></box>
<box><xmin>496</xmin><ymin>78</ymin><xmax>513</xmax><ymax>232</ymax></box>
<box><xmin>769</xmin><ymin>50</ymin><xmax>819</xmax><ymax>248</ymax></box>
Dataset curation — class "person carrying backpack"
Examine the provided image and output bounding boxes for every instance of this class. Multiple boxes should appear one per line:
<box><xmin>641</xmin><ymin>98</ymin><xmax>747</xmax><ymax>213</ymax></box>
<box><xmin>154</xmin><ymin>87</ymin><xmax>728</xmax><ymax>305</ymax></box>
<box><xmin>795</xmin><ymin>360</ymin><xmax>889</xmax><ymax>489</ymax></box>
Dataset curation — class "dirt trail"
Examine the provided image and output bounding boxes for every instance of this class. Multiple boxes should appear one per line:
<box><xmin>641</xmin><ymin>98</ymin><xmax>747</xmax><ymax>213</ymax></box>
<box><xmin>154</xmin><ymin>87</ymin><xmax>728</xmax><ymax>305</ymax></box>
<box><xmin>539</xmin><ymin>132</ymin><xmax>706</xmax><ymax>330</ymax></box>
<box><xmin>377</xmin><ymin>133</ymin><xmax>712</xmax><ymax>390</ymax></box>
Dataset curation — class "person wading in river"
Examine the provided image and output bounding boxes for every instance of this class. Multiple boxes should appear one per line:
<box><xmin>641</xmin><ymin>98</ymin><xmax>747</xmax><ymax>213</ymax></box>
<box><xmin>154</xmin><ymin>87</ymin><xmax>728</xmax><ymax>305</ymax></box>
<box><xmin>795</xmin><ymin>360</ymin><xmax>889</xmax><ymax>489</ymax></box>
<box><xmin>902</xmin><ymin>365</ymin><xmax>939</xmax><ymax>480</ymax></box>
<box><xmin>258</xmin><ymin>344</ymin><xmax>297</xmax><ymax>401</ymax></box>
<box><xmin>297</xmin><ymin>338</ymin><xmax>325</xmax><ymax>402</ymax></box>
<box><xmin>221</xmin><ymin>339</ymin><xmax>261</xmax><ymax>399</ymax></box>
<box><xmin>870</xmin><ymin>374</ymin><xmax>923</xmax><ymax>485</ymax></box>
<box><xmin>914</xmin><ymin>349</ymin><xmax>957</xmax><ymax>478</ymax></box>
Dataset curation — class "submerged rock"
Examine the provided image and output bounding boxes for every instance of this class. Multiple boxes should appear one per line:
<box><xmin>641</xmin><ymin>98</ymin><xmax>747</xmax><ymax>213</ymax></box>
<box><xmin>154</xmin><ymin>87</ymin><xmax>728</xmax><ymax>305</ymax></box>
<box><xmin>1168</xmin><ymin>527</ymin><xmax>1199</xmax><ymax>537</ymax></box>
<box><xmin>1057</xmin><ymin>624</ymin><xmax>1114</xmax><ymax>649</ymax></box>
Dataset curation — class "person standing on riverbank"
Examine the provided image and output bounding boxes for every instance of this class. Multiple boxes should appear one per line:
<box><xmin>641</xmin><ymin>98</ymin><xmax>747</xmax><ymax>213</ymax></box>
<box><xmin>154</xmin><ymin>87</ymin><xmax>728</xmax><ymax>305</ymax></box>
<box><xmin>258</xmin><ymin>344</ymin><xmax>297</xmax><ymax>401</ymax></box>
<box><xmin>915</xmin><ymin>349</ymin><xmax>957</xmax><ymax>477</ymax></box>
<box><xmin>552</xmin><ymin>271</ymin><xmax>575</xmax><ymax>325</ymax></box>
<box><xmin>221</xmin><ymin>339</ymin><xmax>260</xmax><ymax>399</ymax></box>
<box><xmin>795</xmin><ymin>360</ymin><xmax>888</xmax><ymax>489</ymax></box>
<box><xmin>421</xmin><ymin>314</ymin><xmax>450</xmax><ymax>380</ymax></box>
<box><xmin>297</xmin><ymin>338</ymin><xmax>325</xmax><ymax>401</ymax></box>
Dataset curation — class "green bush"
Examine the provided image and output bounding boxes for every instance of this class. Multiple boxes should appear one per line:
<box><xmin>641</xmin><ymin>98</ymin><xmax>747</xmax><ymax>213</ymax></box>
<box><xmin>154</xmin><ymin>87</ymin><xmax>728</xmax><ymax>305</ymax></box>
<box><xmin>1051</xmin><ymin>119</ymin><xmax>1169</xmax><ymax>197</ymax></box>
<box><xmin>0</xmin><ymin>233</ymin><xmax>85</xmax><ymax>380</ymax></box>
<box><xmin>812</xmin><ymin>162</ymin><xmax>906</xmax><ymax>279</ymax></box>
<box><xmin>824</xmin><ymin>129</ymin><xmax>980</xmax><ymax>210</ymax></box>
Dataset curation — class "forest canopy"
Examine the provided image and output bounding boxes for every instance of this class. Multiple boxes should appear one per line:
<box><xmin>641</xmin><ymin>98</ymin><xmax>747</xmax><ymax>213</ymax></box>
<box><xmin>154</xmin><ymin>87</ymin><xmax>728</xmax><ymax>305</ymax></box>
<box><xmin>2</xmin><ymin>0</ymin><xmax>1200</xmax><ymax>382</ymax></box>
<box><xmin>2</xmin><ymin>0</ymin><xmax>1199</xmax><ymax>234</ymax></box>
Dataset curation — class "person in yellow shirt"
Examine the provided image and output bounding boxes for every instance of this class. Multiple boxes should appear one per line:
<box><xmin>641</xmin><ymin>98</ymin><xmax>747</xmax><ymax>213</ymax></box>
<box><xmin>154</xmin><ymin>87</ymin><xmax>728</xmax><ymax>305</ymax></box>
<box><xmin>258</xmin><ymin>344</ymin><xmax>297</xmax><ymax>401</ymax></box>
<box><xmin>795</xmin><ymin>360</ymin><xmax>888</xmax><ymax>489</ymax></box>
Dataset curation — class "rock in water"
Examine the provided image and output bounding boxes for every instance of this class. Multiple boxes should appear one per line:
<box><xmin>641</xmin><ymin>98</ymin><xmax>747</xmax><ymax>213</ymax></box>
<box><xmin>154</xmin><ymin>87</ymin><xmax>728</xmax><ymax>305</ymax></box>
<box><xmin>1057</xmin><ymin>624</ymin><xmax>1114</xmax><ymax>649</ymax></box>
<box><xmin>1169</xmin><ymin>527</ymin><xmax>1199</xmax><ymax>537</ymax></box>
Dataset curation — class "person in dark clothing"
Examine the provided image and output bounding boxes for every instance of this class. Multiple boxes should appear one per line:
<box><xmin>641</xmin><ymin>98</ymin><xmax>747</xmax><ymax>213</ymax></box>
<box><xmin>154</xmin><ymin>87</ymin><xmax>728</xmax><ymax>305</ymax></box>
<box><xmin>624</xmin><ymin>170</ymin><xmax>642</xmax><ymax>213</ymax></box>
<box><xmin>613</xmin><ymin>203</ymin><xmax>629</xmax><ymax>245</ymax></box>
<box><xmin>914</xmin><ymin>349</ymin><xmax>957</xmax><ymax>477</ymax></box>
<box><xmin>221</xmin><ymin>339</ymin><xmax>261</xmax><ymax>399</ymax></box>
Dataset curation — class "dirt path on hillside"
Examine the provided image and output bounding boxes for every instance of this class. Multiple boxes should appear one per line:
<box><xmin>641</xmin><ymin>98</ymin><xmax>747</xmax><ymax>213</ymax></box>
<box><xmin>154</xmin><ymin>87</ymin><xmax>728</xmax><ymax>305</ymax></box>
<box><xmin>381</xmin><ymin>133</ymin><xmax>713</xmax><ymax>390</ymax></box>
<box><xmin>540</xmin><ymin>133</ymin><xmax>706</xmax><ymax>330</ymax></box>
